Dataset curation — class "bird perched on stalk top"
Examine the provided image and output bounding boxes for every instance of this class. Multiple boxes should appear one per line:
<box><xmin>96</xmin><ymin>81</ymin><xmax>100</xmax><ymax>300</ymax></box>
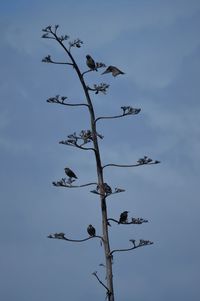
<box><xmin>102</xmin><ymin>65</ymin><xmax>125</xmax><ymax>77</ymax></box>
<box><xmin>86</xmin><ymin>54</ymin><xmax>97</xmax><ymax>71</ymax></box>
<box><xmin>64</xmin><ymin>167</ymin><xmax>78</xmax><ymax>179</ymax></box>
<box><xmin>119</xmin><ymin>211</ymin><xmax>129</xmax><ymax>224</ymax></box>
<box><xmin>87</xmin><ymin>224</ymin><xmax>96</xmax><ymax>236</ymax></box>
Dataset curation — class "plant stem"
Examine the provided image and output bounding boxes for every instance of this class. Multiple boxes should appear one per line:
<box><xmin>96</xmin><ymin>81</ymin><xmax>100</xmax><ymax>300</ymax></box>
<box><xmin>53</xmin><ymin>35</ymin><xmax>114</xmax><ymax>301</ymax></box>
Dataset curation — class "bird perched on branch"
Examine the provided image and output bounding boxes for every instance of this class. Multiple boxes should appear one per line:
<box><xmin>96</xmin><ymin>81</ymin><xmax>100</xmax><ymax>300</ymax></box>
<box><xmin>103</xmin><ymin>183</ymin><xmax>112</xmax><ymax>195</ymax></box>
<box><xmin>87</xmin><ymin>224</ymin><xmax>96</xmax><ymax>236</ymax></box>
<box><xmin>101</xmin><ymin>65</ymin><xmax>125</xmax><ymax>77</ymax></box>
<box><xmin>119</xmin><ymin>211</ymin><xmax>129</xmax><ymax>224</ymax></box>
<box><xmin>64</xmin><ymin>167</ymin><xmax>78</xmax><ymax>179</ymax></box>
<box><xmin>86</xmin><ymin>55</ymin><xmax>97</xmax><ymax>71</ymax></box>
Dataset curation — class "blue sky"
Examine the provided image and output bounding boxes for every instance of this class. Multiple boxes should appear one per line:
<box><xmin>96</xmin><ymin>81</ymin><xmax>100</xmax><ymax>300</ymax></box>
<box><xmin>0</xmin><ymin>1</ymin><xmax>200</xmax><ymax>300</ymax></box>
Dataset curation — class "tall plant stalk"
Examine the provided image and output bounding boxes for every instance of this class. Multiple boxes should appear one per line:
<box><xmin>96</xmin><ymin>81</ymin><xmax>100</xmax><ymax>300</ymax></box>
<box><xmin>42</xmin><ymin>25</ymin><xmax>160</xmax><ymax>301</ymax></box>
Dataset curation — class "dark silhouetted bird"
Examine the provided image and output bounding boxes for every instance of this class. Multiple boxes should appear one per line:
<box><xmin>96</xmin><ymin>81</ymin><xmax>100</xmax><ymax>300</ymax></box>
<box><xmin>64</xmin><ymin>167</ymin><xmax>78</xmax><ymax>179</ymax></box>
<box><xmin>86</xmin><ymin>55</ymin><xmax>97</xmax><ymax>71</ymax></box>
<box><xmin>119</xmin><ymin>211</ymin><xmax>129</xmax><ymax>223</ymax></box>
<box><xmin>101</xmin><ymin>65</ymin><xmax>125</xmax><ymax>77</ymax></box>
<box><xmin>87</xmin><ymin>224</ymin><xmax>96</xmax><ymax>236</ymax></box>
<box><xmin>103</xmin><ymin>183</ymin><xmax>112</xmax><ymax>195</ymax></box>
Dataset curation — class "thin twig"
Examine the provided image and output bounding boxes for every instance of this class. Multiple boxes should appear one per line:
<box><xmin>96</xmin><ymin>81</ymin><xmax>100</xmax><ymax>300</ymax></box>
<box><xmin>52</xmin><ymin>181</ymin><xmax>97</xmax><ymax>188</ymax></box>
<box><xmin>42</xmin><ymin>36</ymin><xmax>56</xmax><ymax>40</ymax></box>
<box><xmin>107</xmin><ymin>218</ymin><xmax>119</xmax><ymax>224</ymax></box>
<box><xmin>59</xmin><ymin>141</ymin><xmax>95</xmax><ymax>151</ymax></box>
<box><xmin>49</xmin><ymin>60</ymin><xmax>73</xmax><ymax>66</ymax></box>
<box><xmin>110</xmin><ymin>242</ymin><xmax>153</xmax><ymax>256</ymax></box>
<box><xmin>95</xmin><ymin>113</ymin><xmax>130</xmax><ymax>124</ymax></box>
<box><xmin>46</xmin><ymin>95</ymin><xmax>89</xmax><ymax>107</ymax></box>
<box><xmin>74</xmin><ymin>144</ymin><xmax>95</xmax><ymax>151</ymax></box>
<box><xmin>82</xmin><ymin>69</ymin><xmax>93</xmax><ymax>76</ymax></box>
<box><xmin>48</xmin><ymin>235</ymin><xmax>103</xmax><ymax>243</ymax></box>
<box><xmin>48</xmin><ymin>101</ymin><xmax>89</xmax><ymax>107</ymax></box>
<box><xmin>102</xmin><ymin>161</ymin><xmax>159</xmax><ymax>169</ymax></box>
<box><xmin>107</xmin><ymin>218</ymin><xmax>148</xmax><ymax>225</ymax></box>
<box><xmin>110</xmin><ymin>246</ymin><xmax>140</xmax><ymax>255</ymax></box>
<box><xmin>92</xmin><ymin>272</ymin><xmax>110</xmax><ymax>293</ymax></box>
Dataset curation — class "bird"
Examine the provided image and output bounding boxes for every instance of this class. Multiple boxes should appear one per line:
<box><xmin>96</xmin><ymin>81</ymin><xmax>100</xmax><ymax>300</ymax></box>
<box><xmin>86</xmin><ymin>54</ymin><xmax>97</xmax><ymax>71</ymax></box>
<box><xmin>87</xmin><ymin>224</ymin><xmax>96</xmax><ymax>236</ymax></box>
<box><xmin>103</xmin><ymin>183</ymin><xmax>112</xmax><ymax>195</ymax></box>
<box><xmin>101</xmin><ymin>65</ymin><xmax>125</xmax><ymax>77</ymax></box>
<box><xmin>64</xmin><ymin>167</ymin><xmax>78</xmax><ymax>179</ymax></box>
<box><xmin>119</xmin><ymin>211</ymin><xmax>129</xmax><ymax>224</ymax></box>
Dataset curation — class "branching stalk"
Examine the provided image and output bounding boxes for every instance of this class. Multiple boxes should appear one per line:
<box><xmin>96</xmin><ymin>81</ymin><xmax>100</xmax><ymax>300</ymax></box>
<box><xmin>48</xmin><ymin>28</ymin><xmax>115</xmax><ymax>301</ymax></box>
<box><xmin>43</xmin><ymin>26</ymin><xmax>160</xmax><ymax>301</ymax></box>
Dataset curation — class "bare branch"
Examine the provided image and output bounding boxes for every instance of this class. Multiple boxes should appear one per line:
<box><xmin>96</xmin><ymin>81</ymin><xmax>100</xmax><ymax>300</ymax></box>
<box><xmin>95</xmin><ymin>113</ymin><xmax>129</xmax><ymax>123</ymax></box>
<box><xmin>82</xmin><ymin>69</ymin><xmax>95</xmax><ymax>76</ymax></box>
<box><xmin>95</xmin><ymin>106</ymin><xmax>141</xmax><ymax>124</ymax></box>
<box><xmin>52</xmin><ymin>178</ymin><xmax>97</xmax><ymax>188</ymax></box>
<box><xmin>59</xmin><ymin>140</ymin><xmax>95</xmax><ymax>151</ymax></box>
<box><xmin>41</xmin><ymin>34</ymin><xmax>55</xmax><ymax>40</ymax></box>
<box><xmin>87</xmin><ymin>83</ymin><xmax>110</xmax><ymax>95</ymax></box>
<box><xmin>107</xmin><ymin>217</ymin><xmax>148</xmax><ymax>225</ymax></box>
<box><xmin>42</xmin><ymin>55</ymin><xmax>73</xmax><ymax>65</ymax></box>
<box><xmin>46</xmin><ymin>95</ymin><xmax>89</xmax><ymax>107</ymax></box>
<box><xmin>103</xmin><ymin>157</ymin><xmax>161</xmax><ymax>169</ymax></box>
<box><xmin>90</xmin><ymin>185</ymin><xmax>125</xmax><ymax>197</ymax></box>
<box><xmin>44</xmin><ymin>26</ymin><xmax>83</xmax><ymax>54</ymax></box>
<box><xmin>69</xmin><ymin>38</ymin><xmax>83</xmax><ymax>51</ymax></box>
<box><xmin>59</xmin><ymin>130</ymin><xmax>103</xmax><ymax>151</ymax></box>
<box><xmin>50</xmin><ymin>61</ymin><xmax>72</xmax><ymax>65</ymax></box>
<box><xmin>82</xmin><ymin>62</ymin><xmax>106</xmax><ymax>77</ymax></box>
<box><xmin>110</xmin><ymin>240</ymin><xmax>153</xmax><ymax>256</ymax></box>
<box><xmin>42</xmin><ymin>25</ymin><xmax>68</xmax><ymax>41</ymax></box>
<box><xmin>48</xmin><ymin>233</ymin><xmax>103</xmax><ymax>242</ymax></box>
<box><xmin>92</xmin><ymin>271</ymin><xmax>110</xmax><ymax>294</ymax></box>
<box><xmin>60</xmin><ymin>102</ymin><xmax>89</xmax><ymax>107</ymax></box>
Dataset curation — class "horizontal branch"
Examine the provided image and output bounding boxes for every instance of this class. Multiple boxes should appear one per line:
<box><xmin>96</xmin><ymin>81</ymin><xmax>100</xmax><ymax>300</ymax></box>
<box><xmin>103</xmin><ymin>163</ymin><xmax>139</xmax><ymax>169</ymax></box>
<box><xmin>48</xmin><ymin>60</ymin><xmax>73</xmax><ymax>66</ymax></box>
<box><xmin>110</xmin><ymin>240</ymin><xmax>153</xmax><ymax>256</ymax></box>
<box><xmin>47</xmin><ymin>99</ymin><xmax>88</xmax><ymax>107</ymax></box>
<box><xmin>95</xmin><ymin>113</ymin><xmax>129</xmax><ymax>123</ymax></box>
<box><xmin>48</xmin><ymin>233</ymin><xmax>103</xmax><ymax>242</ymax></box>
<box><xmin>69</xmin><ymin>144</ymin><xmax>95</xmax><ymax>151</ymax></box>
<box><xmin>87</xmin><ymin>83</ymin><xmax>109</xmax><ymax>95</ymax></box>
<box><xmin>53</xmin><ymin>179</ymin><xmax>97</xmax><ymax>188</ymax></box>
<box><xmin>59</xmin><ymin>140</ymin><xmax>95</xmax><ymax>151</ymax></box>
<box><xmin>58</xmin><ymin>102</ymin><xmax>89</xmax><ymax>107</ymax></box>
<box><xmin>107</xmin><ymin>217</ymin><xmax>148</xmax><ymax>225</ymax></box>
<box><xmin>41</xmin><ymin>35</ymin><xmax>56</xmax><ymax>40</ymax></box>
<box><xmin>47</xmin><ymin>95</ymin><xmax>89</xmax><ymax>108</ymax></box>
<box><xmin>103</xmin><ymin>159</ymin><xmax>160</xmax><ymax>169</ymax></box>
<box><xmin>95</xmin><ymin>106</ymin><xmax>141</xmax><ymax>124</ymax></box>
<box><xmin>42</xmin><ymin>55</ymin><xmax>73</xmax><ymax>66</ymax></box>
<box><xmin>82</xmin><ymin>63</ymin><xmax>106</xmax><ymax>77</ymax></box>
<box><xmin>90</xmin><ymin>186</ymin><xmax>125</xmax><ymax>198</ymax></box>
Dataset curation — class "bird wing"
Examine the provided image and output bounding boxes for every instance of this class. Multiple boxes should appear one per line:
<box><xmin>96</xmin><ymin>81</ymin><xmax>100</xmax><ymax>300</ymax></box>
<box><xmin>101</xmin><ymin>66</ymin><xmax>112</xmax><ymax>74</ymax></box>
<box><xmin>112</xmin><ymin>67</ymin><xmax>125</xmax><ymax>76</ymax></box>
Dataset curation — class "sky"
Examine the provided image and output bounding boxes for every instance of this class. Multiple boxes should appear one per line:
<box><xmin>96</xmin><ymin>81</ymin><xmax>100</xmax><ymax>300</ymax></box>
<box><xmin>0</xmin><ymin>0</ymin><xmax>200</xmax><ymax>300</ymax></box>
